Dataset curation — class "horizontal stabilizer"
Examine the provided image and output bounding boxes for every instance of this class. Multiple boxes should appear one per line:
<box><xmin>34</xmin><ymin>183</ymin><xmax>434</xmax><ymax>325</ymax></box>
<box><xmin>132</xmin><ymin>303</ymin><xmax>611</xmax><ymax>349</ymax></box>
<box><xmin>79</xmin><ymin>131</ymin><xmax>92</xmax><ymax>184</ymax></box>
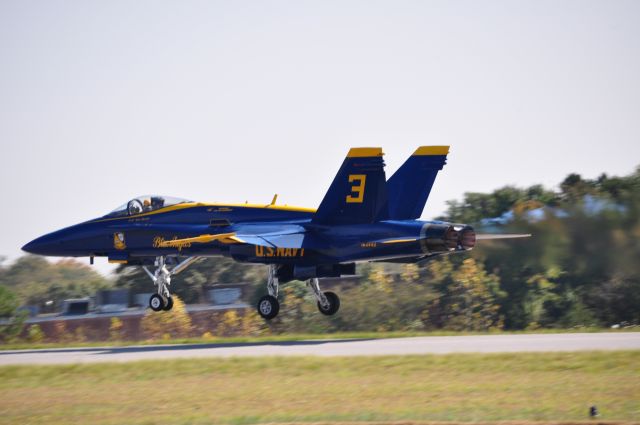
<box><xmin>366</xmin><ymin>237</ymin><xmax>419</xmax><ymax>245</ymax></box>
<box><xmin>476</xmin><ymin>233</ymin><xmax>532</xmax><ymax>240</ymax></box>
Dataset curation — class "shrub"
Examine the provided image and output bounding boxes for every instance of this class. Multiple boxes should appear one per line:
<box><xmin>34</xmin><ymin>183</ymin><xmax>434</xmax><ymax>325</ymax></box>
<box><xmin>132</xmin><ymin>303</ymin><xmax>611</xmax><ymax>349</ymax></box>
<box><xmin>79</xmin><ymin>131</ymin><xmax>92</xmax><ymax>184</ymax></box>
<box><xmin>140</xmin><ymin>296</ymin><xmax>192</xmax><ymax>340</ymax></box>
<box><xmin>27</xmin><ymin>324</ymin><xmax>45</xmax><ymax>343</ymax></box>
<box><xmin>109</xmin><ymin>317</ymin><xmax>123</xmax><ymax>341</ymax></box>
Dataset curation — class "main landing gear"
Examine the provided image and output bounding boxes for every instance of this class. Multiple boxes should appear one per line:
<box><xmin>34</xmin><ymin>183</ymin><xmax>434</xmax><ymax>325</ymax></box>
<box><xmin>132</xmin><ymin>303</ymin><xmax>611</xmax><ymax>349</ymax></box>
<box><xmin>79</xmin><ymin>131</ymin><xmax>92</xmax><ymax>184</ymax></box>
<box><xmin>309</xmin><ymin>279</ymin><xmax>340</xmax><ymax>316</ymax></box>
<box><xmin>256</xmin><ymin>265</ymin><xmax>340</xmax><ymax>320</ymax></box>
<box><xmin>257</xmin><ymin>265</ymin><xmax>280</xmax><ymax>319</ymax></box>
<box><xmin>142</xmin><ymin>256</ymin><xmax>200</xmax><ymax>312</ymax></box>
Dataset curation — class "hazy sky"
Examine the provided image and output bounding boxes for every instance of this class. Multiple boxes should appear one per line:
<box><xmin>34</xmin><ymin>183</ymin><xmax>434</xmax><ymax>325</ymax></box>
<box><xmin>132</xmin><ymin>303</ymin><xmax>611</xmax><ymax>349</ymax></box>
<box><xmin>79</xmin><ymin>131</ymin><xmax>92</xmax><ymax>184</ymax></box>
<box><xmin>1</xmin><ymin>0</ymin><xmax>639</xmax><ymax>276</ymax></box>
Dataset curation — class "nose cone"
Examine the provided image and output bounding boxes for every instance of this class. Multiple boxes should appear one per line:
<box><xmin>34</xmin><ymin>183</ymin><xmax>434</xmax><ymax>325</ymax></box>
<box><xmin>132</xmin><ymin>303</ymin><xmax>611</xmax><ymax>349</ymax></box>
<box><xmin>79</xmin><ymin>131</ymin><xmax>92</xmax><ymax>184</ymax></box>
<box><xmin>22</xmin><ymin>233</ymin><xmax>64</xmax><ymax>256</ymax></box>
<box><xmin>23</xmin><ymin>222</ymin><xmax>100</xmax><ymax>257</ymax></box>
<box><xmin>22</xmin><ymin>224</ymin><xmax>81</xmax><ymax>256</ymax></box>
<box><xmin>21</xmin><ymin>240</ymin><xmax>37</xmax><ymax>254</ymax></box>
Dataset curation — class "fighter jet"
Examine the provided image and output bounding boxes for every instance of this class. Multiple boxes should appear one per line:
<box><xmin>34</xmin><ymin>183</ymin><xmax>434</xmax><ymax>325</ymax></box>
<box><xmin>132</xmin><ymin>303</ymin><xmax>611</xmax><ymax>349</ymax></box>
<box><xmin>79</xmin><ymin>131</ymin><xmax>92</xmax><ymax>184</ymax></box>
<box><xmin>23</xmin><ymin>147</ymin><xmax>529</xmax><ymax>319</ymax></box>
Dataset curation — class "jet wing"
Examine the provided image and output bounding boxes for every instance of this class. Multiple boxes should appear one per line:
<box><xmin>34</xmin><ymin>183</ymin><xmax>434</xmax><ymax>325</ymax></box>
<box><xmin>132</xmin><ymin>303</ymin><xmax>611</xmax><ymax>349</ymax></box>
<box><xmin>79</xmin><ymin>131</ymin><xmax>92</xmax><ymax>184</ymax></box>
<box><xmin>236</xmin><ymin>233</ymin><xmax>306</xmax><ymax>249</ymax></box>
<box><xmin>231</xmin><ymin>223</ymin><xmax>308</xmax><ymax>248</ymax></box>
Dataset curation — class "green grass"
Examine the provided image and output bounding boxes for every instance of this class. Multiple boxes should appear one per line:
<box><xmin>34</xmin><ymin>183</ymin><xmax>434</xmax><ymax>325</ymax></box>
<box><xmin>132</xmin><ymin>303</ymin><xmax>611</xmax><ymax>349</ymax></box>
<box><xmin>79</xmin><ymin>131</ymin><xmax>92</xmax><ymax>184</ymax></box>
<box><xmin>0</xmin><ymin>351</ymin><xmax>638</xmax><ymax>424</ymax></box>
<box><xmin>2</xmin><ymin>327</ymin><xmax>633</xmax><ymax>351</ymax></box>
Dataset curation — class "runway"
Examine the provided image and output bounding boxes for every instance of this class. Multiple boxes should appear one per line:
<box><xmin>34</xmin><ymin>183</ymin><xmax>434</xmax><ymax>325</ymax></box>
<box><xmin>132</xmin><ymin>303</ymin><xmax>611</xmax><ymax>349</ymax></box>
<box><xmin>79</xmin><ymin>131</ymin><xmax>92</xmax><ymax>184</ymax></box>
<box><xmin>1</xmin><ymin>332</ymin><xmax>638</xmax><ymax>365</ymax></box>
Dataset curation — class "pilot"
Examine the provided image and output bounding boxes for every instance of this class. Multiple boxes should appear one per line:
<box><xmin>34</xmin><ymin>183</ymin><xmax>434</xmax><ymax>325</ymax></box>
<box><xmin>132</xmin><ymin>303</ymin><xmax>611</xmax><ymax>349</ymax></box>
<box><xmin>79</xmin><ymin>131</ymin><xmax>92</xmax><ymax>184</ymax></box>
<box><xmin>151</xmin><ymin>196</ymin><xmax>165</xmax><ymax>210</ymax></box>
<box><xmin>143</xmin><ymin>199</ymin><xmax>152</xmax><ymax>212</ymax></box>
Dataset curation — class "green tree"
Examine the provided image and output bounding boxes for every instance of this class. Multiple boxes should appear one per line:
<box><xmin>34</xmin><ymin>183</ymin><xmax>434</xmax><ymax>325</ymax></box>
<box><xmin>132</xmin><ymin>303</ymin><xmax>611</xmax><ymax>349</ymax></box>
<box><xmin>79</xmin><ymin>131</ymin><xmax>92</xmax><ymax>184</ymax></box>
<box><xmin>0</xmin><ymin>284</ymin><xmax>19</xmax><ymax>318</ymax></box>
<box><xmin>427</xmin><ymin>258</ymin><xmax>504</xmax><ymax>331</ymax></box>
<box><xmin>441</xmin><ymin>165</ymin><xmax>640</xmax><ymax>329</ymax></box>
<box><xmin>0</xmin><ymin>285</ymin><xmax>26</xmax><ymax>342</ymax></box>
<box><xmin>0</xmin><ymin>256</ymin><xmax>111</xmax><ymax>312</ymax></box>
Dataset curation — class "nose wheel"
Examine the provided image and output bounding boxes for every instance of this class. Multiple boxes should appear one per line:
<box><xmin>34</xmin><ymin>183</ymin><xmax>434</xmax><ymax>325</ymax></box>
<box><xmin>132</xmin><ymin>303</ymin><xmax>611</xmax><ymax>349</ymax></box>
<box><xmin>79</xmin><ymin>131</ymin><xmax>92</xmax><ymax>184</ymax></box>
<box><xmin>149</xmin><ymin>294</ymin><xmax>174</xmax><ymax>312</ymax></box>
<box><xmin>163</xmin><ymin>296</ymin><xmax>174</xmax><ymax>311</ymax></box>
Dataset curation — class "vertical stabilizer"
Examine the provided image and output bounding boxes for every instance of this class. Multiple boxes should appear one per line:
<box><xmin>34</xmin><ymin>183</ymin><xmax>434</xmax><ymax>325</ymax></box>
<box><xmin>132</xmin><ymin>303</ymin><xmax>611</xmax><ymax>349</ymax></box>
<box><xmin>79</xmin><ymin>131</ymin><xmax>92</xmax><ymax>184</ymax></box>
<box><xmin>312</xmin><ymin>148</ymin><xmax>389</xmax><ymax>225</ymax></box>
<box><xmin>386</xmin><ymin>146</ymin><xmax>449</xmax><ymax>220</ymax></box>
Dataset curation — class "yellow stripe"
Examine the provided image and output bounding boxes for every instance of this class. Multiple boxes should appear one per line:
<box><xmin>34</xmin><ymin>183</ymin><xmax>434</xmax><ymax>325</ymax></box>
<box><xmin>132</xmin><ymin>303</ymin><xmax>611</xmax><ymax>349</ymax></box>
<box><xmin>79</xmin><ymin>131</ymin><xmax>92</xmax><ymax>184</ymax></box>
<box><xmin>93</xmin><ymin>202</ymin><xmax>316</xmax><ymax>223</ymax></box>
<box><xmin>108</xmin><ymin>259</ymin><xmax>128</xmax><ymax>264</ymax></box>
<box><xmin>413</xmin><ymin>146</ymin><xmax>450</xmax><ymax>156</ymax></box>
<box><xmin>347</xmin><ymin>147</ymin><xmax>384</xmax><ymax>158</ymax></box>
<box><xmin>227</xmin><ymin>235</ymin><xmax>246</xmax><ymax>244</ymax></box>
<box><xmin>157</xmin><ymin>232</ymin><xmax>242</xmax><ymax>247</ymax></box>
<box><xmin>381</xmin><ymin>238</ymin><xmax>418</xmax><ymax>244</ymax></box>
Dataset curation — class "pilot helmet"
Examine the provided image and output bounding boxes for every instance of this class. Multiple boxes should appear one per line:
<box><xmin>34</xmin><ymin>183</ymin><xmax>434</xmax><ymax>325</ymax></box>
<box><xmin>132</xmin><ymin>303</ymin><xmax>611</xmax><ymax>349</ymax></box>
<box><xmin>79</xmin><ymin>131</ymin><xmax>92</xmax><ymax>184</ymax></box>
<box><xmin>151</xmin><ymin>196</ymin><xmax>165</xmax><ymax>208</ymax></box>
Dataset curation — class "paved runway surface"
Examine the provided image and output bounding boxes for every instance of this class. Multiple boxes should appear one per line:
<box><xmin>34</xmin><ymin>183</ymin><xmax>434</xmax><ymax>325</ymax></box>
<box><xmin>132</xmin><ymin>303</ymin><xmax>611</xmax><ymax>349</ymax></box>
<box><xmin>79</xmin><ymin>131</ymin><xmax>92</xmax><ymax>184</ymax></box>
<box><xmin>1</xmin><ymin>332</ymin><xmax>638</xmax><ymax>365</ymax></box>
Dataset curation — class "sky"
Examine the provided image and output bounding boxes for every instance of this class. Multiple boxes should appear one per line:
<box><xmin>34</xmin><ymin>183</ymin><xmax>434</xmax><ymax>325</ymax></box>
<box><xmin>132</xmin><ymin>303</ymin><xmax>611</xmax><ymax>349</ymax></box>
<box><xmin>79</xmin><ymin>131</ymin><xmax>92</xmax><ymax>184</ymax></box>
<box><xmin>1</xmin><ymin>0</ymin><xmax>639</xmax><ymax>276</ymax></box>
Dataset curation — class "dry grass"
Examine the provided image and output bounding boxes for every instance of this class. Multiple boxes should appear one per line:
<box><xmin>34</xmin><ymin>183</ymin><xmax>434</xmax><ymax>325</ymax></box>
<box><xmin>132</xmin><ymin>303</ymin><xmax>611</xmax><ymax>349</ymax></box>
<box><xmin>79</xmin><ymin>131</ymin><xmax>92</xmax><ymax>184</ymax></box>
<box><xmin>0</xmin><ymin>351</ymin><xmax>638</xmax><ymax>424</ymax></box>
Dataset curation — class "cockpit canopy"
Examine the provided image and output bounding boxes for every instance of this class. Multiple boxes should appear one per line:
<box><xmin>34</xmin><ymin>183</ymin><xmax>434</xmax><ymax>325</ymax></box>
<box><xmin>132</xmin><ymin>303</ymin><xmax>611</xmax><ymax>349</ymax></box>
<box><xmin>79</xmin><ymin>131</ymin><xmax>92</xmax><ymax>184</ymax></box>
<box><xmin>107</xmin><ymin>195</ymin><xmax>193</xmax><ymax>217</ymax></box>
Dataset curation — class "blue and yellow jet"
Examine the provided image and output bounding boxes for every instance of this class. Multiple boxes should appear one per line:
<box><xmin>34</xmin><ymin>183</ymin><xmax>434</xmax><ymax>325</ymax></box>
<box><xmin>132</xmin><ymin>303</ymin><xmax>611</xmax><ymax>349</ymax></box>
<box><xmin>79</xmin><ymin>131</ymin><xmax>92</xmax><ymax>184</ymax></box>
<box><xmin>23</xmin><ymin>147</ymin><xmax>529</xmax><ymax>319</ymax></box>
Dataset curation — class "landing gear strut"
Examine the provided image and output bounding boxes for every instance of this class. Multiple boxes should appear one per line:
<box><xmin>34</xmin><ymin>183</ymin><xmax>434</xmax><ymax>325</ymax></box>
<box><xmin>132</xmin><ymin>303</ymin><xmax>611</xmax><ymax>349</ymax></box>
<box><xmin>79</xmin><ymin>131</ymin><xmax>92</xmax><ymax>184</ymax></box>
<box><xmin>257</xmin><ymin>265</ymin><xmax>280</xmax><ymax>320</ymax></box>
<box><xmin>308</xmin><ymin>278</ymin><xmax>340</xmax><ymax>316</ymax></box>
<box><xmin>255</xmin><ymin>266</ymin><xmax>340</xmax><ymax>319</ymax></box>
<box><xmin>143</xmin><ymin>256</ymin><xmax>199</xmax><ymax>312</ymax></box>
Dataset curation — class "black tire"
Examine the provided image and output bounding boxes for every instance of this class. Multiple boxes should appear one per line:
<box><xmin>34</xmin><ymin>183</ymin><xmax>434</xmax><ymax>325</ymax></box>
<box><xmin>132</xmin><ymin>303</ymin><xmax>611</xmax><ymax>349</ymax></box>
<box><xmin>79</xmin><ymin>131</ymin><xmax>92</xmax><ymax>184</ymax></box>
<box><xmin>317</xmin><ymin>291</ymin><xmax>340</xmax><ymax>316</ymax></box>
<box><xmin>162</xmin><ymin>296</ymin><xmax>174</xmax><ymax>311</ymax></box>
<box><xmin>149</xmin><ymin>294</ymin><xmax>165</xmax><ymax>312</ymax></box>
<box><xmin>257</xmin><ymin>295</ymin><xmax>279</xmax><ymax>320</ymax></box>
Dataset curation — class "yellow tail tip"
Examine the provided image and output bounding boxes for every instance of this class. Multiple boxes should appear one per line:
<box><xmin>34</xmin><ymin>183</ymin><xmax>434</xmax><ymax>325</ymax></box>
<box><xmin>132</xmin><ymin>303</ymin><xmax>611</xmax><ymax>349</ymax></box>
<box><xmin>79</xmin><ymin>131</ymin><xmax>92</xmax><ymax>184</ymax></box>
<box><xmin>413</xmin><ymin>146</ymin><xmax>450</xmax><ymax>156</ymax></box>
<box><xmin>347</xmin><ymin>147</ymin><xmax>384</xmax><ymax>158</ymax></box>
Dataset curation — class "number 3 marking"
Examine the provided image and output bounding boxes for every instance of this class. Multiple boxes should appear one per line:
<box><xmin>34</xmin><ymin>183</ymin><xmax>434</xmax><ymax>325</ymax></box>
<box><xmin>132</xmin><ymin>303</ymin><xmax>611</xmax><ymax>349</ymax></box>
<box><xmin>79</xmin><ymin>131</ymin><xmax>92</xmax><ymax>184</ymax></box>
<box><xmin>346</xmin><ymin>174</ymin><xmax>366</xmax><ymax>203</ymax></box>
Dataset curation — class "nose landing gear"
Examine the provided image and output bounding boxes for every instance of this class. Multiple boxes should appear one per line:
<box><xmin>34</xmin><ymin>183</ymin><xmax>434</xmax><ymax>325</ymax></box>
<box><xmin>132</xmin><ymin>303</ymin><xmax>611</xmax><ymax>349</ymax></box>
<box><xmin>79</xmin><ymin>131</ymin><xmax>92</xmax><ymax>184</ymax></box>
<box><xmin>142</xmin><ymin>256</ymin><xmax>200</xmax><ymax>312</ymax></box>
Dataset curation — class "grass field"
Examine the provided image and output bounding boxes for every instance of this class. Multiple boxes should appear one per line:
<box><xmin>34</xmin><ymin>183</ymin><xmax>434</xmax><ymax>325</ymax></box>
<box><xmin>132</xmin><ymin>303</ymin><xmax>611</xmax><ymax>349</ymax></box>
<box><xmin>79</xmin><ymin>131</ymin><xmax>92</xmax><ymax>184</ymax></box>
<box><xmin>0</xmin><ymin>351</ymin><xmax>638</xmax><ymax>424</ymax></box>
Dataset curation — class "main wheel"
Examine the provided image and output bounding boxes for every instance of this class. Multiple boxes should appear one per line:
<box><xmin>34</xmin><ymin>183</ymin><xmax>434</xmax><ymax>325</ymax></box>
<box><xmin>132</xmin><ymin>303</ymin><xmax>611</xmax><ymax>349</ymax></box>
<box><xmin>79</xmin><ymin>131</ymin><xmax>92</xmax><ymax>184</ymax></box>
<box><xmin>317</xmin><ymin>291</ymin><xmax>340</xmax><ymax>316</ymax></box>
<box><xmin>149</xmin><ymin>294</ymin><xmax>165</xmax><ymax>312</ymax></box>
<box><xmin>162</xmin><ymin>296</ymin><xmax>174</xmax><ymax>311</ymax></box>
<box><xmin>257</xmin><ymin>295</ymin><xmax>280</xmax><ymax>320</ymax></box>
